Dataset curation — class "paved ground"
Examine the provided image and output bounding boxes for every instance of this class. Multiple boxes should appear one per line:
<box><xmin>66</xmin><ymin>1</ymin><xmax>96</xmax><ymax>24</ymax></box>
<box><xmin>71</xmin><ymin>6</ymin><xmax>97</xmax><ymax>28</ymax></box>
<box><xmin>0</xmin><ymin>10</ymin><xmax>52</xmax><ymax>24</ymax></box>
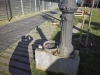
<box><xmin>0</xmin><ymin>8</ymin><xmax>87</xmax><ymax>75</ymax></box>
<box><xmin>0</xmin><ymin>20</ymin><xmax>57</xmax><ymax>75</ymax></box>
<box><xmin>0</xmin><ymin>9</ymin><xmax>59</xmax><ymax>75</ymax></box>
<box><xmin>0</xmin><ymin>9</ymin><xmax>59</xmax><ymax>52</ymax></box>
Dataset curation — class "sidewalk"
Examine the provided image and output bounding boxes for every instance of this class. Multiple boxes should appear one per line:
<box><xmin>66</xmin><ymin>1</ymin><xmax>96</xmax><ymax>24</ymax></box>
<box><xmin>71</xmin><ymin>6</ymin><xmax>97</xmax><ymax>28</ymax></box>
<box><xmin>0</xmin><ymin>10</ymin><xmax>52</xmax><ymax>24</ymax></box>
<box><xmin>0</xmin><ymin>9</ymin><xmax>59</xmax><ymax>52</ymax></box>
<box><xmin>0</xmin><ymin>20</ymin><xmax>57</xmax><ymax>75</ymax></box>
<box><xmin>0</xmin><ymin>9</ymin><xmax>59</xmax><ymax>75</ymax></box>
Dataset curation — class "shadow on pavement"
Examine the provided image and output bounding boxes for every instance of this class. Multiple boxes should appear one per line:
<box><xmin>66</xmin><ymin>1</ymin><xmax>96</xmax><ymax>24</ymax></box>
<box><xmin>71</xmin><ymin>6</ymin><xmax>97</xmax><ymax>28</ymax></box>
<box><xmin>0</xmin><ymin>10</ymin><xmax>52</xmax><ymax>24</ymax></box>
<box><xmin>9</xmin><ymin>35</ymin><xmax>33</xmax><ymax>75</ymax></box>
<box><xmin>32</xmin><ymin>26</ymin><xmax>47</xmax><ymax>59</ymax></box>
<box><xmin>41</xmin><ymin>12</ymin><xmax>60</xmax><ymax>22</ymax></box>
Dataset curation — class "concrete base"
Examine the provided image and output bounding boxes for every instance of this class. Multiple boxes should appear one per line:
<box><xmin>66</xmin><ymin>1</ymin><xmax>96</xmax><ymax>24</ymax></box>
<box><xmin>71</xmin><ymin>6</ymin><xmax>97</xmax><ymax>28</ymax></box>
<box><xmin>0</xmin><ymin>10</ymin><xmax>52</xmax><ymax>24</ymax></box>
<box><xmin>35</xmin><ymin>49</ymin><xmax>80</xmax><ymax>75</ymax></box>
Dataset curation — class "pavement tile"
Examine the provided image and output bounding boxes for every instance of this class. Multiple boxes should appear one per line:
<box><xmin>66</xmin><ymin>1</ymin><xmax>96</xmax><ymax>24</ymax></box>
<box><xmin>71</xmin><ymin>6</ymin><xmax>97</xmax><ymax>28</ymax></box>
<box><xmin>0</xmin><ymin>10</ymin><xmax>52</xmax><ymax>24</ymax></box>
<box><xmin>9</xmin><ymin>46</ymin><xmax>33</xmax><ymax>53</ymax></box>
<box><xmin>0</xmin><ymin>64</ymin><xmax>31</xmax><ymax>75</ymax></box>
<box><xmin>0</xmin><ymin>57</ymin><xmax>31</xmax><ymax>71</ymax></box>
<box><xmin>0</xmin><ymin>65</ymin><xmax>10</xmax><ymax>75</ymax></box>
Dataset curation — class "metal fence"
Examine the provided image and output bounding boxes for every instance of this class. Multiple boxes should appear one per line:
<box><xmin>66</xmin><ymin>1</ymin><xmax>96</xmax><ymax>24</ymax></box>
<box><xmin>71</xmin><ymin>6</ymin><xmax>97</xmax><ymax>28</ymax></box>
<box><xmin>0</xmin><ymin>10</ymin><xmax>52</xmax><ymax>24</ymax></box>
<box><xmin>0</xmin><ymin>0</ymin><xmax>7</xmax><ymax>20</ymax></box>
<box><xmin>0</xmin><ymin>0</ymin><xmax>59</xmax><ymax>20</ymax></box>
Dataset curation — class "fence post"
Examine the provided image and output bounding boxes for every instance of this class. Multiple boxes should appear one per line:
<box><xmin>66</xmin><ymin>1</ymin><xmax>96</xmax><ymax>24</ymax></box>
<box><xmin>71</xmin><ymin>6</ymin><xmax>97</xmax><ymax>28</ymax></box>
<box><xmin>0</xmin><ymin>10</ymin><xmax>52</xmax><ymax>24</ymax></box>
<box><xmin>20</xmin><ymin>0</ymin><xmax>24</xmax><ymax>15</ymax></box>
<box><xmin>29</xmin><ymin>0</ymin><xmax>32</xmax><ymax>12</ymax></box>
<box><xmin>8</xmin><ymin>0</ymin><xmax>12</xmax><ymax>20</ymax></box>
<box><xmin>35</xmin><ymin>0</ymin><xmax>37</xmax><ymax>12</ymax></box>
<box><xmin>50</xmin><ymin>0</ymin><xmax>51</xmax><ymax>9</ymax></box>
<box><xmin>42</xmin><ymin>0</ymin><xmax>44</xmax><ymax>10</ymax></box>
<box><xmin>5</xmin><ymin>0</ymin><xmax>9</xmax><ymax>21</ymax></box>
<box><xmin>39</xmin><ymin>0</ymin><xmax>40</xmax><ymax>11</ymax></box>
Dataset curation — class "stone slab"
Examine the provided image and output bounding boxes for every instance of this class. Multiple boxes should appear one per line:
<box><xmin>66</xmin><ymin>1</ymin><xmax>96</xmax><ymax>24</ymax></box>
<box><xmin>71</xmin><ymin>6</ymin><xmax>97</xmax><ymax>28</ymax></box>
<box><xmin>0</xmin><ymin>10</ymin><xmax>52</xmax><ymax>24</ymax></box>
<box><xmin>0</xmin><ymin>64</ymin><xmax>31</xmax><ymax>75</ymax></box>
<box><xmin>1</xmin><ymin>49</ymin><xmax>34</xmax><ymax>64</ymax></box>
<box><xmin>5</xmin><ymin>49</ymin><xmax>33</xmax><ymax>58</ymax></box>
<box><xmin>0</xmin><ymin>57</ymin><xmax>31</xmax><ymax>71</ymax></box>
<box><xmin>0</xmin><ymin>64</ymin><xmax>10</xmax><ymax>74</ymax></box>
<box><xmin>9</xmin><ymin>47</ymin><xmax>33</xmax><ymax>53</ymax></box>
<box><xmin>35</xmin><ymin>49</ymin><xmax>80</xmax><ymax>75</ymax></box>
<box><xmin>2</xmin><ymin>51</ymin><xmax>33</xmax><ymax>61</ymax></box>
<box><xmin>1</xmin><ymin>52</ymin><xmax>31</xmax><ymax>64</ymax></box>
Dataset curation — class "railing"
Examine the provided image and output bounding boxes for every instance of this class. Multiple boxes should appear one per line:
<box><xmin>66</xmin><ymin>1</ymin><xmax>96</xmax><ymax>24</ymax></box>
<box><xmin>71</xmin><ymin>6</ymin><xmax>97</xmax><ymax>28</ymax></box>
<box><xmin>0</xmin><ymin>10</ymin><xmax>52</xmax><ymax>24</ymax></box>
<box><xmin>0</xmin><ymin>0</ymin><xmax>59</xmax><ymax>21</ymax></box>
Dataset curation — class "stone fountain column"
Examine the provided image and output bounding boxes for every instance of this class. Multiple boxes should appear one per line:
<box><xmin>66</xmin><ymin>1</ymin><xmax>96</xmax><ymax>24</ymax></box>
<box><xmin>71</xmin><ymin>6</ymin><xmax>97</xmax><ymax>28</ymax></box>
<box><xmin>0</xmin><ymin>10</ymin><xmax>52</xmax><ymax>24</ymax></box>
<box><xmin>35</xmin><ymin>0</ymin><xmax>80</xmax><ymax>75</ymax></box>
<box><xmin>58</xmin><ymin>0</ymin><xmax>78</xmax><ymax>58</ymax></box>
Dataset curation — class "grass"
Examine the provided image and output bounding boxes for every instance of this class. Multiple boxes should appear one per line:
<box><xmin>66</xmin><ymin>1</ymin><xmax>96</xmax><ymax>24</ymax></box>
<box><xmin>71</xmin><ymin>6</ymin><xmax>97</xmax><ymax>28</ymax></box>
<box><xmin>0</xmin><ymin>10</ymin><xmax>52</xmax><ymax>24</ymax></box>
<box><xmin>74</xmin><ymin>16</ymin><xmax>83</xmax><ymax>26</ymax></box>
<box><xmin>74</xmin><ymin>7</ymin><xmax>90</xmax><ymax>26</ymax></box>
<box><xmin>84</xmin><ymin>8</ymin><xmax>100</xmax><ymax>46</ymax></box>
<box><xmin>52</xmin><ymin>7</ymin><xmax>100</xmax><ymax>75</ymax></box>
<box><xmin>73</xmin><ymin>8</ymin><xmax>100</xmax><ymax>75</ymax></box>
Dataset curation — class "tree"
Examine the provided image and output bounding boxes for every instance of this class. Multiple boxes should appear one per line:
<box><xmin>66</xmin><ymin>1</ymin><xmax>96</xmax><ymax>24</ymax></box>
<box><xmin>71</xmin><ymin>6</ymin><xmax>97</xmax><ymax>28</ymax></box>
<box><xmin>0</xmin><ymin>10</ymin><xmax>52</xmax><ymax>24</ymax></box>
<box><xmin>85</xmin><ymin>0</ymin><xmax>95</xmax><ymax>47</ymax></box>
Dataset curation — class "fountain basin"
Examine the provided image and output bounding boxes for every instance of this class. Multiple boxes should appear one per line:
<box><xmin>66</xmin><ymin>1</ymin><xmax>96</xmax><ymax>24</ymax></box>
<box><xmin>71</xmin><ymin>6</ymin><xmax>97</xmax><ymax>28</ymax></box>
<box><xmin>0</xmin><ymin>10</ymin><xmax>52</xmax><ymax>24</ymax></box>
<box><xmin>43</xmin><ymin>40</ymin><xmax>58</xmax><ymax>54</ymax></box>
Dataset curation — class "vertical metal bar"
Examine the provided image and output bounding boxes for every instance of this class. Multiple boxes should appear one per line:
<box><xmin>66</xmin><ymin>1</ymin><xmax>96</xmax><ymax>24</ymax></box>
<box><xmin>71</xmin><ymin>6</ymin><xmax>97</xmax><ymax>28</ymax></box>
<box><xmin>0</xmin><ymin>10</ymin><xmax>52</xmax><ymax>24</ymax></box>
<box><xmin>50</xmin><ymin>0</ymin><xmax>51</xmax><ymax>9</ymax></box>
<box><xmin>53</xmin><ymin>0</ymin><xmax>54</xmax><ymax>7</ymax></box>
<box><xmin>20</xmin><ymin>0</ymin><xmax>24</xmax><ymax>15</ymax></box>
<box><xmin>30</xmin><ymin>0</ymin><xmax>32</xmax><ymax>12</ymax></box>
<box><xmin>42</xmin><ymin>0</ymin><xmax>44</xmax><ymax>10</ymax></box>
<box><xmin>35</xmin><ymin>0</ymin><xmax>37</xmax><ymax>12</ymax></box>
<box><xmin>39</xmin><ymin>0</ymin><xmax>40</xmax><ymax>11</ymax></box>
<box><xmin>55</xmin><ymin>0</ymin><xmax>56</xmax><ymax>7</ymax></box>
<box><xmin>8</xmin><ymin>0</ymin><xmax>12</xmax><ymax>20</ymax></box>
<box><xmin>4</xmin><ymin>0</ymin><xmax>9</xmax><ymax>21</ymax></box>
